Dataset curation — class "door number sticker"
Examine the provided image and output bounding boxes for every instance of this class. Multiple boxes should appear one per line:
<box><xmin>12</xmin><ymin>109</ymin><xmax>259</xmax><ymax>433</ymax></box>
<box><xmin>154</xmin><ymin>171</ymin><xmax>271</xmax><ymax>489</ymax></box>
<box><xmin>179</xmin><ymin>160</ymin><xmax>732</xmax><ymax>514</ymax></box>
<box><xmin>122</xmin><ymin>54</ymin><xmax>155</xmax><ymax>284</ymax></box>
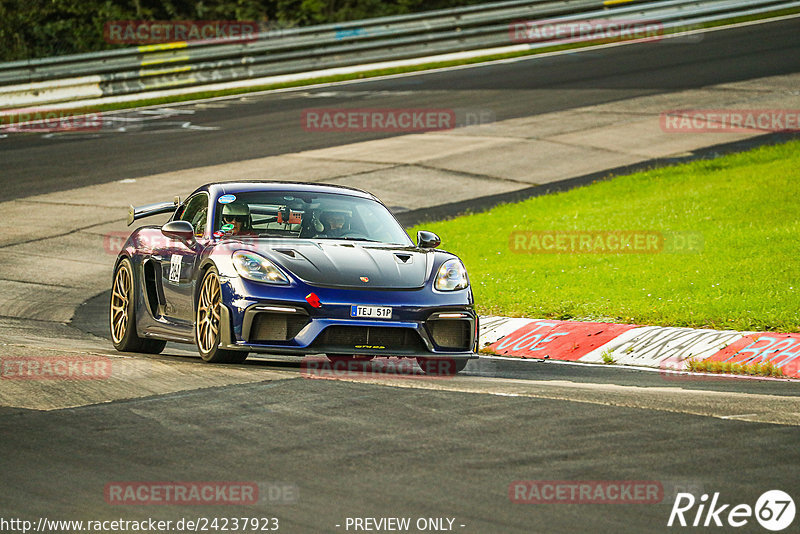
<box><xmin>169</xmin><ymin>255</ymin><xmax>182</xmax><ymax>283</ymax></box>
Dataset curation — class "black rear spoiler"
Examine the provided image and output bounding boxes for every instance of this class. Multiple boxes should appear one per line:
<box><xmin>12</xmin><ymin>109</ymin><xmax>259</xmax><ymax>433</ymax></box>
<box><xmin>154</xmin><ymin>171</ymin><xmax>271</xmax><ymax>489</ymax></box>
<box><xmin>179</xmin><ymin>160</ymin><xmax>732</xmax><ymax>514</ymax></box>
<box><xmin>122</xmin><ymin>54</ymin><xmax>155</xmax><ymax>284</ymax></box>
<box><xmin>127</xmin><ymin>196</ymin><xmax>181</xmax><ymax>226</ymax></box>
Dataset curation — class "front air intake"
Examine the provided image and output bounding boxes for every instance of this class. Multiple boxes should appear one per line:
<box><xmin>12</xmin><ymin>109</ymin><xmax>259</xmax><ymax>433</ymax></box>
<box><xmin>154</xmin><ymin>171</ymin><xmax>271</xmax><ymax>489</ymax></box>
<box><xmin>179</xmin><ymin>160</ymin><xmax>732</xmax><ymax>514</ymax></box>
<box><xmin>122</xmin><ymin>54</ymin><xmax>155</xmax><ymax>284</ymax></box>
<box><xmin>427</xmin><ymin>319</ymin><xmax>472</xmax><ymax>351</ymax></box>
<box><xmin>311</xmin><ymin>326</ymin><xmax>426</xmax><ymax>353</ymax></box>
<box><xmin>250</xmin><ymin>313</ymin><xmax>309</xmax><ymax>342</ymax></box>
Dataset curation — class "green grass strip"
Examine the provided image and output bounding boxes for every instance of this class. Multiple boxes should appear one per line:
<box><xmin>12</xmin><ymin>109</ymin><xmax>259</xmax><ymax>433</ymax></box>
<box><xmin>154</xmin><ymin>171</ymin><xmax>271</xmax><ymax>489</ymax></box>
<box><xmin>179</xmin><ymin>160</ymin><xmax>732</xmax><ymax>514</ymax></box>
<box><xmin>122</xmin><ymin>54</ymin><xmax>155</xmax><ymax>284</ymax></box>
<box><xmin>409</xmin><ymin>140</ymin><xmax>800</xmax><ymax>332</ymax></box>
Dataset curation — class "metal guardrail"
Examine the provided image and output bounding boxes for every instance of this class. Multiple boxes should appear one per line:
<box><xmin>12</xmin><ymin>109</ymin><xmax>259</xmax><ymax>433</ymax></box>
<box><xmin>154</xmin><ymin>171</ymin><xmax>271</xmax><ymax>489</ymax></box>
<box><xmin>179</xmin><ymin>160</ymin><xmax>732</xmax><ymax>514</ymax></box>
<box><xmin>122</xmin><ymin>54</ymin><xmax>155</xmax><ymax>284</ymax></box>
<box><xmin>0</xmin><ymin>0</ymin><xmax>614</xmax><ymax>83</ymax></box>
<box><xmin>0</xmin><ymin>0</ymin><xmax>797</xmax><ymax>109</ymax></box>
<box><xmin>0</xmin><ymin>0</ymin><xmax>607</xmax><ymax>74</ymax></box>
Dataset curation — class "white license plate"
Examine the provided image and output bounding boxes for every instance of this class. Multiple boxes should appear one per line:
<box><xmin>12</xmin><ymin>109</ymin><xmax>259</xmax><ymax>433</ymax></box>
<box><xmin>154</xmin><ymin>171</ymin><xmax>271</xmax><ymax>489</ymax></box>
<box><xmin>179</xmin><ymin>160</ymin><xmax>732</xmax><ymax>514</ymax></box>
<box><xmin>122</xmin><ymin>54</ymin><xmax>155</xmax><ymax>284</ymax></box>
<box><xmin>351</xmin><ymin>305</ymin><xmax>392</xmax><ymax>319</ymax></box>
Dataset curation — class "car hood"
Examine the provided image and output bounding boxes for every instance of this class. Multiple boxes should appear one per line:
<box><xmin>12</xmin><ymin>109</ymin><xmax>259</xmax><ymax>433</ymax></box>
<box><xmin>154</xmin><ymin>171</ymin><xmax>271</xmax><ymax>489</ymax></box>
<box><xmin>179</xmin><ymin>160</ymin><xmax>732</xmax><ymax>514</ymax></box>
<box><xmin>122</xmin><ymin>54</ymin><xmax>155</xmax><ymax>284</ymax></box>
<box><xmin>230</xmin><ymin>240</ymin><xmax>434</xmax><ymax>289</ymax></box>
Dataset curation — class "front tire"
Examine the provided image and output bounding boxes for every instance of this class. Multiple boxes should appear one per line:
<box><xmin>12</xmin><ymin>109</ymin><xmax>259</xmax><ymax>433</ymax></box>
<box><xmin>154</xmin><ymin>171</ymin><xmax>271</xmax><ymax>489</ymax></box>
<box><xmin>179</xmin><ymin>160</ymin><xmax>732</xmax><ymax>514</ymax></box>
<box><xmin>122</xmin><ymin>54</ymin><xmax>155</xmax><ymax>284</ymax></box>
<box><xmin>110</xmin><ymin>258</ymin><xmax>166</xmax><ymax>354</ymax></box>
<box><xmin>196</xmin><ymin>267</ymin><xmax>247</xmax><ymax>364</ymax></box>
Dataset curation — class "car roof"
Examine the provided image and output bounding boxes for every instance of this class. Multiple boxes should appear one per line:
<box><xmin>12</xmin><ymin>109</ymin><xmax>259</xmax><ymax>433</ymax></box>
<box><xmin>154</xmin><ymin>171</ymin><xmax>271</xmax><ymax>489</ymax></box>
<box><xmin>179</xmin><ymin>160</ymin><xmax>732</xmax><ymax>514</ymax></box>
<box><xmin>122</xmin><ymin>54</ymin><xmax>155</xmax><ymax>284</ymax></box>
<box><xmin>190</xmin><ymin>181</ymin><xmax>378</xmax><ymax>201</ymax></box>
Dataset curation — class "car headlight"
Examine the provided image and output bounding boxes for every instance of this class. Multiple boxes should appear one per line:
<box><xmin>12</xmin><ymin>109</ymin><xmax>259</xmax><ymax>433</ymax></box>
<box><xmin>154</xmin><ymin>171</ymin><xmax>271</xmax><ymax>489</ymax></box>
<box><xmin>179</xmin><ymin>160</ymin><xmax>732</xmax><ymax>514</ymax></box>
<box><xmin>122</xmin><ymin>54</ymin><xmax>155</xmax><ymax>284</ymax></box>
<box><xmin>232</xmin><ymin>251</ymin><xmax>289</xmax><ymax>284</ymax></box>
<box><xmin>434</xmin><ymin>259</ymin><xmax>469</xmax><ymax>291</ymax></box>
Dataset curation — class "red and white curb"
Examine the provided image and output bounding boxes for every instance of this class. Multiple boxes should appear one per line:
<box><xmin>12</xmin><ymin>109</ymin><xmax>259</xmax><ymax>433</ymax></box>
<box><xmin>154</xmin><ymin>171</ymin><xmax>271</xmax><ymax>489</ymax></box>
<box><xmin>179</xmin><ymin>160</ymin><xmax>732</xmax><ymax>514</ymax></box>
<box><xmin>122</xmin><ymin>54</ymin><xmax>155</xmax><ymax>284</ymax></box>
<box><xmin>479</xmin><ymin>316</ymin><xmax>800</xmax><ymax>378</ymax></box>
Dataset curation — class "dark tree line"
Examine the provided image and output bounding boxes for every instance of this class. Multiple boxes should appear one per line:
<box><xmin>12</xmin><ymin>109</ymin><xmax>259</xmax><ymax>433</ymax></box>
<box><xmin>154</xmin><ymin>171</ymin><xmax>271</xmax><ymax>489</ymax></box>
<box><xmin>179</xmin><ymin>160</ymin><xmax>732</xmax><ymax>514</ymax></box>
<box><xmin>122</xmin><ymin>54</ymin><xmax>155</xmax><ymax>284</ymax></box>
<box><xmin>0</xmin><ymin>0</ymin><xmax>487</xmax><ymax>61</ymax></box>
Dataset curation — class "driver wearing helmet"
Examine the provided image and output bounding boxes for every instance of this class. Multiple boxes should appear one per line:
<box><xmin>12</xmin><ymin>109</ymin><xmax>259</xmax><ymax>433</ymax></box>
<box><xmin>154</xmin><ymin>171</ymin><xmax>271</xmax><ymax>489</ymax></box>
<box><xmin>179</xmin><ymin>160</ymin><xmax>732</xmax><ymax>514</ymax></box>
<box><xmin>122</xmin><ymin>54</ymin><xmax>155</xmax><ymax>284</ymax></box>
<box><xmin>319</xmin><ymin>210</ymin><xmax>349</xmax><ymax>237</ymax></box>
<box><xmin>219</xmin><ymin>202</ymin><xmax>253</xmax><ymax>236</ymax></box>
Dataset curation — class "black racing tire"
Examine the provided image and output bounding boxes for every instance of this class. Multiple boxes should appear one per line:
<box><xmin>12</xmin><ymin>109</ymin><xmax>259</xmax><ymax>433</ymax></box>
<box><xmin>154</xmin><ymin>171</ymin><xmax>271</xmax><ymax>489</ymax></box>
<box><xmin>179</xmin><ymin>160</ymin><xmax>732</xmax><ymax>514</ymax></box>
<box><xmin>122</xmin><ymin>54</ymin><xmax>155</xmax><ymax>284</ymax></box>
<box><xmin>196</xmin><ymin>267</ymin><xmax>248</xmax><ymax>364</ymax></box>
<box><xmin>416</xmin><ymin>357</ymin><xmax>468</xmax><ymax>376</ymax></box>
<box><xmin>110</xmin><ymin>258</ymin><xmax>167</xmax><ymax>354</ymax></box>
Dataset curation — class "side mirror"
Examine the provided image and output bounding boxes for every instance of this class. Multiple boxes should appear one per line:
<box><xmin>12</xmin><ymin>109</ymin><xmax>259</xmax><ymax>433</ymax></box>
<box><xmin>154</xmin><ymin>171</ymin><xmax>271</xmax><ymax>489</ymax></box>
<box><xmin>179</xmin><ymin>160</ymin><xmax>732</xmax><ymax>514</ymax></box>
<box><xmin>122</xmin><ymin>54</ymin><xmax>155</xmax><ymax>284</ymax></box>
<box><xmin>161</xmin><ymin>220</ymin><xmax>195</xmax><ymax>243</ymax></box>
<box><xmin>417</xmin><ymin>230</ymin><xmax>441</xmax><ymax>249</ymax></box>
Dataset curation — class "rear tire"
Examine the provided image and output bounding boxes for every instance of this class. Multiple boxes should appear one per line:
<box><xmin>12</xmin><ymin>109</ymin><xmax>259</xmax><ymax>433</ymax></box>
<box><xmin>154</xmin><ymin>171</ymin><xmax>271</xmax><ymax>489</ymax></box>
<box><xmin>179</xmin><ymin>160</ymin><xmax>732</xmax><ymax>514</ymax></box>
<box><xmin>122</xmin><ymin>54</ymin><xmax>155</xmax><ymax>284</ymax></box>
<box><xmin>196</xmin><ymin>267</ymin><xmax>247</xmax><ymax>364</ymax></box>
<box><xmin>110</xmin><ymin>258</ymin><xmax>166</xmax><ymax>354</ymax></box>
<box><xmin>416</xmin><ymin>357</ymin><xmax>468</xmax><ymax>376</ymax></box>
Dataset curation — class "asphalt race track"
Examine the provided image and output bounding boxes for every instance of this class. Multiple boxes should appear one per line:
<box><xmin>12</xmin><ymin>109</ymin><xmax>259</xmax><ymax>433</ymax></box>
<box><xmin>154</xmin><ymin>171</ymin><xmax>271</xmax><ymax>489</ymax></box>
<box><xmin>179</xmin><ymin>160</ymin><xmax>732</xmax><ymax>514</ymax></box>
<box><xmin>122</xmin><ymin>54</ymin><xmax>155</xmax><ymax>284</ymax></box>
<box><xmin>1</xmin><ymin>17</ymin><xmax>800</xmax><ymax>534</ymax></box>
<box><xmin>3</xmin><ymin>365</ymin><xmax>800</xmax><ymax>532</ymax></box>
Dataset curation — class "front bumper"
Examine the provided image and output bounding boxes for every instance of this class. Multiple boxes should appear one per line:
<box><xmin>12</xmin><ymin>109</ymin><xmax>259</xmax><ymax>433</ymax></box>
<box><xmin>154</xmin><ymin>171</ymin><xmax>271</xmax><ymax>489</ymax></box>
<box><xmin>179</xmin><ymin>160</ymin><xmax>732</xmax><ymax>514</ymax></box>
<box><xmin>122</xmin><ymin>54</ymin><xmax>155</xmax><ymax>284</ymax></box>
<box><xmin>217</xmin><ymin>277</ymin><xmax>477</xmax><ymax>358</ymax></box>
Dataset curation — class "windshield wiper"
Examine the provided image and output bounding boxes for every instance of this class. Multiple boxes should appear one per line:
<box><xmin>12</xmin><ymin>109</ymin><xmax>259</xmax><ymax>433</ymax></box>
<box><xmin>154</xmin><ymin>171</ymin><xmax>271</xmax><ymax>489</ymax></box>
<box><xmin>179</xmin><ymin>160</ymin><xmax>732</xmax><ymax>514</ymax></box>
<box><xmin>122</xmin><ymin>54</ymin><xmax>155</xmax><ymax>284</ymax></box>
<box><xmin>312</xmin><ymin>236</ymin><xmax>382</xmax><ymax>242</ymax></box>
<box><xmin>253</xmin><ymin>232</ymin><xmax>294</xmax><ymax>238</ymax></box>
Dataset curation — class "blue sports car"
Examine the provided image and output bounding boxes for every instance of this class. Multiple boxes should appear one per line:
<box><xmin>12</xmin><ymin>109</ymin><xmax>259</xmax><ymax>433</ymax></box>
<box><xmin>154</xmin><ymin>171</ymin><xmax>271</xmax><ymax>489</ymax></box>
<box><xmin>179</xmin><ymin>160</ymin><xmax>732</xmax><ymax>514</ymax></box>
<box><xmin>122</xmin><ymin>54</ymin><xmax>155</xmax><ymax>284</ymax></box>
<box><xmin>110</xmin><ymin>182</ymin><xmax>477</xmax><ymax>374</ymax></box>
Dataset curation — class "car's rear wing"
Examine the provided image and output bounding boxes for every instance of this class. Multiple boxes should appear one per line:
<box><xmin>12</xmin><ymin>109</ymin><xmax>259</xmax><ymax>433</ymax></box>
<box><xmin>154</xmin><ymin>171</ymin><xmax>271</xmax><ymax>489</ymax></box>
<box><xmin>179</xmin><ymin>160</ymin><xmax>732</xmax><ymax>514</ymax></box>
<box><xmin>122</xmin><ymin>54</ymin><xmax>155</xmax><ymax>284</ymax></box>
<box><xmin>127</xmin><ymin>196</ymin><xmax>180</xmax><ymax>226</ymax></box>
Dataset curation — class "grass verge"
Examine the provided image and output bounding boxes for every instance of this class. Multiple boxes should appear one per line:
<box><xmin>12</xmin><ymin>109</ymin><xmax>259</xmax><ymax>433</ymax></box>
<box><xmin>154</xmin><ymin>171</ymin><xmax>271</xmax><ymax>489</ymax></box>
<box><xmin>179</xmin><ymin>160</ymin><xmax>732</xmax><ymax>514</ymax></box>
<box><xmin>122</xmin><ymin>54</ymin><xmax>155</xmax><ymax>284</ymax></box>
<box><xmin>409</xmin><ymin>140</ymin><xmax>800</xmax><ymax>332</ymax></box>
<box><xmin>686</xmin><ymin>358</ymin><xmax>786</xmax><ymax>378</ymax></box>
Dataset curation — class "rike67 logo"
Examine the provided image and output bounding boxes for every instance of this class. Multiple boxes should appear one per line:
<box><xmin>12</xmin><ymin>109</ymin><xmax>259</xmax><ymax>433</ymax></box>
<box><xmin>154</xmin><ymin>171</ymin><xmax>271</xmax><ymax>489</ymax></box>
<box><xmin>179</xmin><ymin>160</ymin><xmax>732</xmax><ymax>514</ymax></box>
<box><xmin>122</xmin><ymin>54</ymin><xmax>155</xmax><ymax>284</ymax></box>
<box><xmin>668</xmin><ymin>490</ymin><xmax>795</xmax><ymax>531</ymax></box>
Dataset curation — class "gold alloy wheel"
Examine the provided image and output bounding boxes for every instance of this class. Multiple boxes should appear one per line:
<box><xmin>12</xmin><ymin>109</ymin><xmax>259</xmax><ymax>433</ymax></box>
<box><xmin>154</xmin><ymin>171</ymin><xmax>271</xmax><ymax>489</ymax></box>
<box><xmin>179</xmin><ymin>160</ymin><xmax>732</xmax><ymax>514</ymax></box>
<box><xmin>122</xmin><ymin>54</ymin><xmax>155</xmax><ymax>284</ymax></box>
<box><xmin>197</xmin><ymin>270</ymin><xmax>222</xmax><ymax>354</ymax></box>
<box><xmin>110</xmin><ymin>262</ymin><xmax>131</xmax><ymax>344</ymax></box>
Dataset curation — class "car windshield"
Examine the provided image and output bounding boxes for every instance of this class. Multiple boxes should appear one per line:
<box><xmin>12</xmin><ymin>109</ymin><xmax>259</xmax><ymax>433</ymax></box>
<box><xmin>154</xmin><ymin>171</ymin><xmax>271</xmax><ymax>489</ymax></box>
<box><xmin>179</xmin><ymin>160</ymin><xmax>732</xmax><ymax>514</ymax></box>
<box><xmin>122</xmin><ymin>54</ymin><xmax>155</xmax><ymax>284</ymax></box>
<box><xmin>213</xmin><ymin>191</ymin><xmax>413</xmax><ymax>245</ymax></box>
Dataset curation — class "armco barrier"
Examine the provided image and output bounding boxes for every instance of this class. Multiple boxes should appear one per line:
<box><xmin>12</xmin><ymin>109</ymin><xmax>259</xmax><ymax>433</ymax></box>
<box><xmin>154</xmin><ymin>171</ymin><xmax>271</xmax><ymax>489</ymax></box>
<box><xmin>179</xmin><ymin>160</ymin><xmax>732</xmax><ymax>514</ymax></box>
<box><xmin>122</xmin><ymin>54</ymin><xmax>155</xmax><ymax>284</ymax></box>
<box><xmin>480</xmin><ymin>317</ymin><xmax>800</xmax><ymax>378</ymax></box>
<box><xmin>0</xmin><ymin>76</ymin><xmax>103</xmax><ymax>108</ymax></box>
<box><xmin>1</xmin><ymin>0</ymin><xmax>798</xmax><ymax>109</ymax></box>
